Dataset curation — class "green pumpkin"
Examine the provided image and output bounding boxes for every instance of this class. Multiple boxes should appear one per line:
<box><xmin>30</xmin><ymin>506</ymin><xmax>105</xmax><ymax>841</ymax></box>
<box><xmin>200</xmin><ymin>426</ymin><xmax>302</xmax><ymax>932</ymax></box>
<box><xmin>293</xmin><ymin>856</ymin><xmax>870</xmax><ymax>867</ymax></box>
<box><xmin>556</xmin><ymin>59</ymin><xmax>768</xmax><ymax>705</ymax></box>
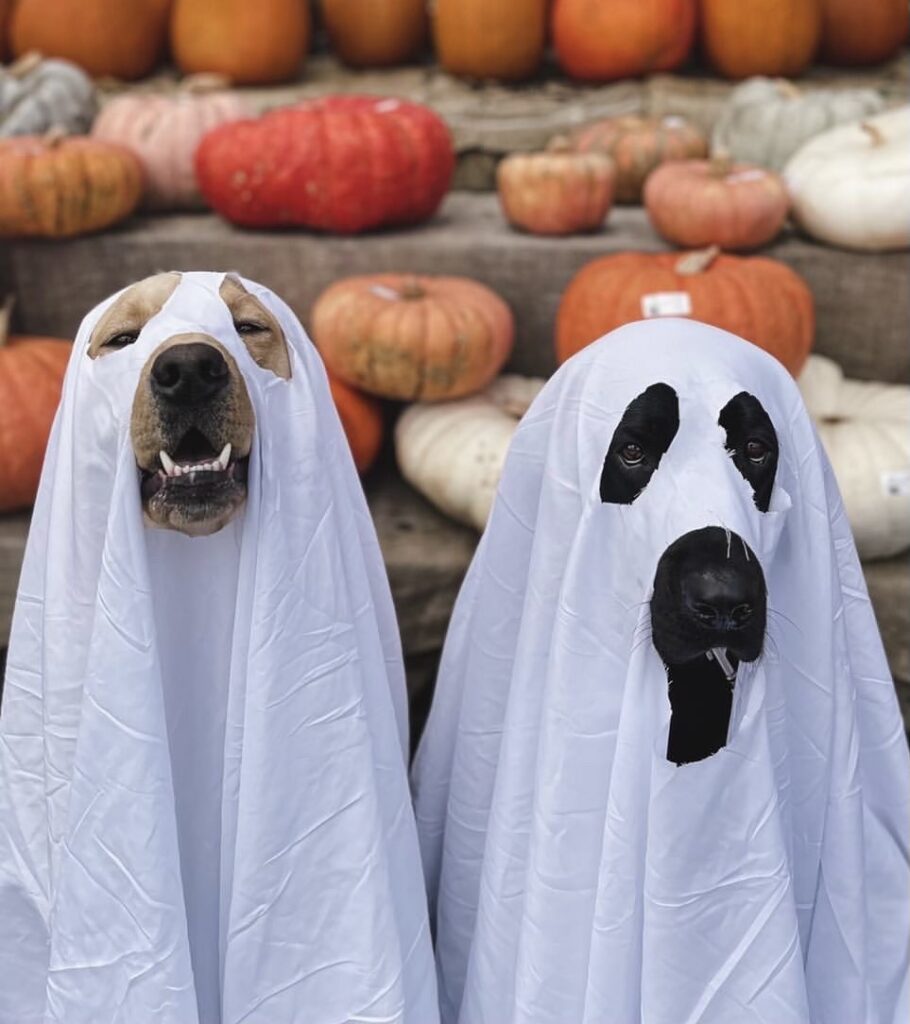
<box><xmin>0</xmin><ymin>52</ymin><xmax>97</xmax><ymax>137</ymax></box>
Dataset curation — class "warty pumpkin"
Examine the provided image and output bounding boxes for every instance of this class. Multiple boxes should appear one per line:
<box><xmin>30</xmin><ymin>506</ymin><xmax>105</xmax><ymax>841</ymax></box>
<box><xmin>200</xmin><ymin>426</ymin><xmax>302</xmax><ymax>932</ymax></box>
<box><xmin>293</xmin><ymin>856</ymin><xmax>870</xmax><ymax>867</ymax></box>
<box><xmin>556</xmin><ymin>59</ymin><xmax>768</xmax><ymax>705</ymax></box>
<box><xmin>0</xmin><ymin>52</ymin><xmax>97</xmax><ymax>138</ymax></box>
<box><xmin>10</xmin><ymin>0</ymin><xmax>171</xmax><ymax>80</ymax></box>
<box><xmin>553</xmin><ymin>0</ymin><xmax>696</xmax><ymax>81</ymax></box>
<box><xmin>327</xmin><ymin>374</ymin><xmax>384</xmax><ymax>473</ymax></box>
<box><xmin>395</xmin><ymin>374</ymin><xmax>545</xmax><ymax>530</ymax></box>
<box><xmin>0</xmin><ymin>130</ymin><xmax>144</xmax><ymax>238</ymax></box>
<box><xmin>196</xmin><ymin>95</ymin><xmax>454</xmax><ymax>232</ymax></box>
<box><xmin>0</xmin><ymin>297</ymin><xmax>71</xmax><ymax>513</ymax></box>
<box><xmin>820</xmin><ymin>0</ymin><xmax>909</xmax><ymax>66</ymax></box>
<box><xmin>798</xmin><ymin>354</ymin><xmax>910</xmax><ymax>559</ymax></box>
<box><xmin>644</xmin><ymin>157</ymin><xmax>790</xmax><ymax>250</ymax></box>
<box><xmin>555</xmin><ymin>246</ymin><xmax>814</xmax><ymax>374</ymax></box>
<box><xmin>312</xmin><ymin>274</ymin><xmax>515</xmax><ymax>402</ymax></box>
<box><xmin>92</xmin><ymin>77</ymin><xmax>250</xmax><ymax>210</ymax></box>
<box><xmin>571</xmin><ymin>115</ymin><xmax>707</xmax><ymax>203</ymax></box>
<box><xmin>432</xmin><ymin>0</ymin><xmax>547</xmax><ymax>81</ymax></box>
<box><xmin>322</xmin><ymin>0</ymin><xmax>427</xmax><ymax>68</ymax></box>
<box><xmin>171</xmin><ymin>0</ymin><xmax>310</xmax><ymax>85</ymax></box>
<box><xmin>698</xmin><ymin>0</ymin><xmax>822</xmax><ymax>79</ymax></box>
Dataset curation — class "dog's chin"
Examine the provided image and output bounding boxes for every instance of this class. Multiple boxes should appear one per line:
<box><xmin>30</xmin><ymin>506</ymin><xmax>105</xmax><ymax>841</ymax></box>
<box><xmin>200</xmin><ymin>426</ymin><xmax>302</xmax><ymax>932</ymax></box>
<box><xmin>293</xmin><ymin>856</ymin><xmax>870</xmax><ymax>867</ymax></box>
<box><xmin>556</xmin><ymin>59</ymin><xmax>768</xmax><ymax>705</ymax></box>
<box><xmin>140</xmin><ymin>457</ymin><xmax>250</xmax><ymax>537</ymax></box>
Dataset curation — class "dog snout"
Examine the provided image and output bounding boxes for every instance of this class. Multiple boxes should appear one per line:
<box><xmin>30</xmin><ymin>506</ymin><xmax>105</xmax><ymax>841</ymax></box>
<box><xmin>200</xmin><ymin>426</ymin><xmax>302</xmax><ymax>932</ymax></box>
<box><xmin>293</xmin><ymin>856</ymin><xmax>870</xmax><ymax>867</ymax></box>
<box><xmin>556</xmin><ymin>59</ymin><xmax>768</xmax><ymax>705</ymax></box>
<box><xmin>683</xmin><ymin>568</ymin><xmax>754</xmax><ymax>632</ymax></box>
<box><xmin>151</xmin><ymin>342</ymin><xmax>229</xmax><ymax>406</ymax></box>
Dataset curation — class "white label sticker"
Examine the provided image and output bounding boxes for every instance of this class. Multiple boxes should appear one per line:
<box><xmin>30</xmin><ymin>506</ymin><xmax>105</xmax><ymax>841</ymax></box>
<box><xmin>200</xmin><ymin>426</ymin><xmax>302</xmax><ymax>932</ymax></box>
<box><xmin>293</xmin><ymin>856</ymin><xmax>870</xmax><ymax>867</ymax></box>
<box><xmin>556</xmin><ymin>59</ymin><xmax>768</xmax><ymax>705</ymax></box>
<box><xmin>726</xmin><ymin>168</ymin><xmax>767</xmax><ymax>184</ymax></box>
<box><xmin>881</xmin><ymin>469</ymin><xmax>910</xmax><ymax>497</ymax></box>
<box><xmin>370</xmin><ymin>284</ymin><xmax>400</xmax><ymax>301</ymax></box>
<box><xmin>641</xmin><ymin>291</ymin><xmax>693</xmax><ymax>318</ymax></box>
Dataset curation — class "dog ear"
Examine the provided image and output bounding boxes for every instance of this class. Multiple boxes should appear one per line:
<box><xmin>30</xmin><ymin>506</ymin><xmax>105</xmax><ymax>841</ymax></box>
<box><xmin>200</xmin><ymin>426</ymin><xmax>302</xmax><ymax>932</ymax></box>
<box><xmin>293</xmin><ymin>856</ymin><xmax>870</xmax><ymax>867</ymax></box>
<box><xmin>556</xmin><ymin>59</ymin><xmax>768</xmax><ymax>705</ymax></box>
<box><xmin>220</xmin><ymin>275</ymin><xmax>291</xmax><ymax>380</ymax></box>
<box><xmin>600</xmin><ymin>383</ymin><xmax>679</xmax><ymax>504</ymax></box>
<box><xmin>87</xmin><ymin>273</ymin><xmax>182</xmax><ymax>359</ymax></box>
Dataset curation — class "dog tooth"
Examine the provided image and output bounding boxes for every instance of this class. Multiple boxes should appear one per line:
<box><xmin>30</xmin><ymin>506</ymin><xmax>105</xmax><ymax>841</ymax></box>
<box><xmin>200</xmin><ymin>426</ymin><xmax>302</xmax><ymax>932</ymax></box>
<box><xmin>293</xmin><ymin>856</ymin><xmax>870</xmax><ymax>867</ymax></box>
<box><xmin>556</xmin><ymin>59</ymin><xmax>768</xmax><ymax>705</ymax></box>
<box><xmin>218</xmin><ymin>443</ymin><xmax>232</xmax><ymax>471</ymax></box>
<box><xmin>160</xmin><ymin>450</ymin><xmax>176</xmax><ymax>476</ymax></box>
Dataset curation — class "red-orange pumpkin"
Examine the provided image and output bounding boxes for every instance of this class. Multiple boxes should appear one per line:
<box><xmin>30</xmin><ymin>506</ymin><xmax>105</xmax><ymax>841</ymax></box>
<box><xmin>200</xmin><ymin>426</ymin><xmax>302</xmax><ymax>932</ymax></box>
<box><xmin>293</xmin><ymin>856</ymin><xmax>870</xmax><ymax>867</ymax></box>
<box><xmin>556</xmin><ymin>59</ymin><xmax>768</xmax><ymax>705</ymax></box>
<box><xmin>556</xmin><ymin>247</ymin><xmax>814</xmax><ymax>374</ymax></box>
<box><xmin>643</xmin><ymin>158</ymin><xmax>790</xmax><ymax>250</ymax></box>
<box><xmin>195</xmin><ymin>95</ymin><xmax>454</xmax><ymax>233</ymax></box>
<box><xmin>323</xmin><ymin>0</ymin><xmax>427</xmax><ymax>68</ymax></box>
<box><xmin>0</xmin><ymin>298</ymin><xmax>71</xmax><ymax>512</ymax></box>
<box><xmin>699</xmin><ymin>0</ymin><xmax>822</xmax><ymax>79</ymax></box>
<box><xmin>820</xmin><ymin>0</ymin><xmax>909</xmax><ymax>65</ymax></box>
<box><xmin>328</xmin><ymin>374</ymin><xmax>384</xmax><ymax>473</ymax></box>
<box><xmin>312</xmin><ymin>274</ymin><xmax>515</xmax><ymax>401</ymax></box>
<box><xmin>572</xmin><ymin>115</ymin><xmax>708</xmax><ymax>203</ymax></box>
<box><xmin>433</xmin><ymin>0</ymin><xmax>547</xmax><ymax>81</ymax></box>
<box><xmin>553</xmin><ymin>0</ymin><xmax>696</xmax><ymax>81</ymax></box>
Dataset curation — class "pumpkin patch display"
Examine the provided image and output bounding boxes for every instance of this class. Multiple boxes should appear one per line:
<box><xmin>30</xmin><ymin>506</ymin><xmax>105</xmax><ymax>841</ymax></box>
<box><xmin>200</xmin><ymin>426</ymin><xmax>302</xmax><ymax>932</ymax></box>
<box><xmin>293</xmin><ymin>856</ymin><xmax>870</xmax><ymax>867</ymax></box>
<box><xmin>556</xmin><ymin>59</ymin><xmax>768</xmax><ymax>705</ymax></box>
<box><xmin>0</xmin><ymin>298</ymin><xmax>71</xmax><ymax>513</ymax></box>
<box><xmin>820</xmin><ymin>0</ymin><xmax>909</xmax><ymax>66</ymax></box>
<box><xmin>196</xmin><ymin>95</ymin><xmax>454</xmax><ymax>232</ymax></box>
<box><xmin>312</xmin><ymin>274</ymin><xmax>514</xmax><ymax>402</ymax></box>
<box><xmin>553</xmin><ymin>0</ymin><xmax>696</xmax><ymax>81</ymax></box>
<box><xmin>698</xmin><ymin>0</ymin><xmax>822</xmax><ymax>79</ymax></box>
<box><xmin>328</xmin><ymin>374</ymin><xmax>384</xmax><ymax>473</ymax></box>
<box><xmin>395</xmin><ymin>374</ymin><xmax>546</xmax><ymax>530</ymax></box>
<box><xmin>798</xmin><ymin>354</ymin><xmax>910</xmax><ymax>559</ymax></box>
<box><xmin>92</xmin><ymin>78</ymin><xmax>250</xmax><ymax>210</ymax></box>
<box><xmin>171</xmin><ymin>0</ymin><xmax>310</xmax><ymax>85</ymax></box>
<box><xmin>555</xmin><ymin>246</ymin><xmax>814</xmax><ymax>374</ymax></box>
<box><xmin>711</xmin><ymin>77</ymin><xmax>886</xmax><ymax>171</ymax></box>
<box><xmin>784</xmin><ymin>107</ymin><xmax>910</xmax><ymax>252</ymax></box>
<box><xmin>432</xmin><ymin>0</ymin><xmax>547</xmax><ymax>81</ymax></box>
<box><xmin>0</xmin><ymin>130</ymin><xmax>144</xmax><ymax>238</ymax></box>
<box><xmin>571</xmin><ymin>115</ymin><xmax>707</xmax><ymax>203</ymax></box>
<box><xmin>10</xmin><ymin>0</ymin><xmax>171</xmax><ymax>80</ymax></box>
<box><xmin>497</xmin><ymin>138</ymin><xmax>615</xmax><ymax>235</ymax></box>
<box><xmin>1</xmin><ymin>52</ymin><xmax>97</xmax><ymax>138</ymax></box>
<box><xmin>643</xmin><ymin>157</ymin><xmax>790</xmax><ymax>250</ymax></box>
<box><xmin>322</xmin><ymin>0</ymin><xmax>427</xmax><ymax>68</ymax></box>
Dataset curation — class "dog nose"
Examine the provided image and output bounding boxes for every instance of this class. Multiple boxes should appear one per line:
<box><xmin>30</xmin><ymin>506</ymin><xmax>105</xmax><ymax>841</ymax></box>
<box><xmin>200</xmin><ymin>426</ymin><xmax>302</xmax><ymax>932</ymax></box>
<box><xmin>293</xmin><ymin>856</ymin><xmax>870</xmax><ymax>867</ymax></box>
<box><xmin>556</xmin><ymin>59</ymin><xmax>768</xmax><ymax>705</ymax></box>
<box><xmin>151</xmin><ymin>343</ymin><xmax>229</xmax><ymax>406</ymax></box>
<box><xmin>682</xmin><ymin>569</ymin><xmax>754</xmax><ymax>631</ymax></box>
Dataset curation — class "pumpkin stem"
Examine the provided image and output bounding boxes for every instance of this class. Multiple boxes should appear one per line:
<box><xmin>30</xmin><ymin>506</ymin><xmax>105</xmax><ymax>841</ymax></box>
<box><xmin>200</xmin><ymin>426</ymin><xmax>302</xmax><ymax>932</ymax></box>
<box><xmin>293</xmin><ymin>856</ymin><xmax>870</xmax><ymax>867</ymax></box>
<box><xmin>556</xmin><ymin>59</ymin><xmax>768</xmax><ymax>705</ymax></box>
<box><xmin>860</xmin><ymin>121</ymin><xmax>886</xmax><ymax>146</ymax></box>
<box><xmin>545</xmin><ymin>136</ymin><xmax>573</xmax><ymax>154</ymax></box>
<box><xmin>399</xmin><ymin>278</ymin><xmax>426</xmax><ymax>301</ymax></box>
<box><xmin>774</xmin><ymin>78</ymin><xmax>801</xmax><ymax>100</ymax></box>
<box><xmin>0</xmin><ymin>296</ymin><xmax>13</xmax><ymax>349</ymax></box>
<box><xmin>8</xmin><ymin>51</ymin><xmax>44</xmax><ymax>79</ymax></box>
<box><xmin>676</xmin><ymin>245</ymin><xmax>720</xmax><ymax>276</ymax></box>
<box><xmin>709</xmin><ymin>152</ymin><xmax>734</xmax><ymax>177</ymax></box>
<box><xmin>182</xmin><ymin>72</ymin><xmax>232</xmax><ymax>93</ymax></box>
<box><xmin>42</xmin><ymin>125</ymin><xmax>69</xmax><ymax>148</ymax></box>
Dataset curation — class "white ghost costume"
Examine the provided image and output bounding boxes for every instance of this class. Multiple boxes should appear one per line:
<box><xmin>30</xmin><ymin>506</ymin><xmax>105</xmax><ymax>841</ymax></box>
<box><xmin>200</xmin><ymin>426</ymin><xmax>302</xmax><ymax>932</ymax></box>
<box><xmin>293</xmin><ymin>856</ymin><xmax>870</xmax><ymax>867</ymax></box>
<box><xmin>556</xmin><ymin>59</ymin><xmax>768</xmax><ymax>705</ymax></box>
<box><xmin>412</xmin><ymin>320</ymin><xmax>910</xmax><ymax>1024</ymax></box>
<box><xmin>0</xmin><ymin>273</ymin><xmax>439</xmax><ymax>1024</ymax></box>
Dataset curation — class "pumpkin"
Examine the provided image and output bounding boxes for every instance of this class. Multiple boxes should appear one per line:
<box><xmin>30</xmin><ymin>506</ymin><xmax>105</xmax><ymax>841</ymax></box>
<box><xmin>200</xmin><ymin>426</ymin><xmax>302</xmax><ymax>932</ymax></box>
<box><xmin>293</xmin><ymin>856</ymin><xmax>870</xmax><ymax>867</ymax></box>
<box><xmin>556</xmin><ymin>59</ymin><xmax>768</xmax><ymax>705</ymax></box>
<box><xmin>432</xmin><ymin>0</ymin><xmax>547</xmax><ymax>81</ymax></box>
<box><xmin>171</xmin><ymin>0</ymin><xmax>310</xmax><ymax>85</ymax></box>
<box><xmin>10</xmin><ymin>0</ymin><xmax>171</xmax><ymax>80</ymax></box>
<box><xmin>556</xmin><ymin>246</ymin><xmax>814</xmax><ymax>374</ymax></box>
<box><xmin>711</xmin><ymin>76</ymin><xmax>886</xmax><ymax>171</ymax></box>
<box><xmin>0</xmin><ymin>1</ymin><xmax>12</xmax><ymax>61</ymax></box>
<box><xmin>328</xmin><ymin>374</ymin><xmax>384</xmax><ymax>473</ymax></box>
<box><xmin>496</xmin><ymin>138</ymin><xmax>615</xmax><ymax>236</ymax></box>
<box><xmin>784</xmin><ymin>107</ymin><xmax>910</xmax><ymax>252</ymax></box>
<box><xmin>0</xmin><ymin>129</ymin><xmax>144</xmax><ymax>238</ymax></box>
<box><xmin>798</xmin><ymin>354</ymin><xmax>910</xmax><ymax>559</ymax></box>
<box><xmin>552</xmin><ymin>0</ymin><xmax>696</xmax><ymax>81</ymax></box>
<box><xmin>643</xmin><ymin>157</ymin><xmax>790</xmax><ymax>250</ymax></box>
<box><xmin>196</xmin><ymin>95</ymin><xmax>454</xmax><ymax>233</ymax></box>
<box><xmin>698</xmin><ymin>0</ymin><xmax>822</xmax><ymax>79</ymax></box>
<box><xmin>322</xmin><ymin>0</ymin><xmax>427</xmax><ymax>68</ymax></box>
<box><xmin>0</xmin><ymin>52</ymin><xmax>97</xmax><ymax>138</ymax></box>
<box><xmin>820</xmin><ymin>0</ymin><xmax>909</xmax><ymax>65</ymax></box>
<box><xmin>0</xmin><ymin>297</ymin><xmax>72</xmax><ymax>513</ymax></box>
<box><xmin>571</xmin><ymin>115</ymin><xmax>708</xmax><ymax>204</ymax></box>
<box><xmin>395</xmin><ymin>374</ymin><xmax>545</xmax><ymax>530</ymax></box>
<box><xmin>312</xmin><ymin>274</ymin><xmax>515</xmax><ymax>402</ymax></box>
<box><xmin>92</xmin><ymin>77</ymin><xmax>249</xmax><ymax>210</ymax></box>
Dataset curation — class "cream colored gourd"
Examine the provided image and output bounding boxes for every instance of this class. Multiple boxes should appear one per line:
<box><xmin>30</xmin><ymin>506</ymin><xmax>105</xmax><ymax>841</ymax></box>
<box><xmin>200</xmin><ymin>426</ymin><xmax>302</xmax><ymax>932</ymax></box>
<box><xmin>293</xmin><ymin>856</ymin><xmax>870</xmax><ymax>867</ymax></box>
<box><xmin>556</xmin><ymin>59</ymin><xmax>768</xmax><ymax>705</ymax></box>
<box><xmin>711</xmin><ymin>76</ymin><xmax>885</xmax><ymax>171</ymax></box>
<box><xmin>798</xmin><ymin>354</ymin><xmax>910</xmax><ymax>559</ymax></box>
<box><xmin>784</xmin><ymin>106</ymin><xmax>910</xmax><ymax>251</ymax></box>
<box><xmin>395</xmin><ymin>374</ymin><xmax>545</xmax><ymax>530</ymax></box>
<box><xmin>0</xmin><ymin>52</ymin><xmax>96</xmax><ymax>137</ymax></box>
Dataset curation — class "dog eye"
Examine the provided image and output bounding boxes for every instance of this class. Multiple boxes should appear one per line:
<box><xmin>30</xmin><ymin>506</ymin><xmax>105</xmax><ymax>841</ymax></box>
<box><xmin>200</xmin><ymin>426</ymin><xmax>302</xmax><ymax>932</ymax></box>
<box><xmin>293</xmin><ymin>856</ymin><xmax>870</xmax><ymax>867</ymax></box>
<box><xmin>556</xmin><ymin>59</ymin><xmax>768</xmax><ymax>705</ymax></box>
<box><xmin>102</xmin><ymin>330</ymin><xmax>140</xmax><ymax>350</ymax></box>
<box><xmin>234</xmin><ymin>320</ymin><xmax>267</xmax><ymax>335</ymax></box>
<box><xmin>619</xmin><ymin>443</ymin><xmax>645</xmax><ymax>466</ymax></box>
<box><xmin>718</xmin><ymin>393</ymin><xmax>779</xmax><ymax>513</ymax></box>
<box><xmin>600</xmin><ymin>383</ymin><xmax>679</xmax><ymax>504</ymax></box>
<box><xmin>744</xmin><ymin>439</ymin><xmax>769</xmax><ymax>464</ymax></box>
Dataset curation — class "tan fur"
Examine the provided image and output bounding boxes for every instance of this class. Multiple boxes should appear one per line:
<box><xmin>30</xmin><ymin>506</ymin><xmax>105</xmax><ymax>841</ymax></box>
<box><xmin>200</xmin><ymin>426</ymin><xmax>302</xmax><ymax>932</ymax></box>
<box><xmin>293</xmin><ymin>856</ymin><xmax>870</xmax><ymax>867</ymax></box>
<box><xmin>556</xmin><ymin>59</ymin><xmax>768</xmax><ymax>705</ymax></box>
<box><xmin>88</xmin><ymin>272</ymin><xmax>181</xmax><ymax>358</ymax></box>
<box><xmin>220</xmin><ymin>275</ymin><xmax>292</xmax><ymax>380</ymax></box>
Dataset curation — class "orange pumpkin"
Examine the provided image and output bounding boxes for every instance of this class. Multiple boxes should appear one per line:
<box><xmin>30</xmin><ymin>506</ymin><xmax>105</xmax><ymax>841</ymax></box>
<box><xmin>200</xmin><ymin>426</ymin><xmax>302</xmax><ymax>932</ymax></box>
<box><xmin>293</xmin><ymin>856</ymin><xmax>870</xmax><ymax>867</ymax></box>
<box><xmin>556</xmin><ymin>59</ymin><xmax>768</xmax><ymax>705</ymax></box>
<box><xmin>171</xmin><ymin>0</ymin><xmax>310</xmax><ymax>85</ymax></box>
<box><xmin>433</xmin><ymin>0</ymin><xmax>547</xmax><ymax>81</ymax></box>
<box><xmin>0</xmin><ymin>298</ymin><xmax>71</xmax><ymax>513</ymax></box>
<box><xmin>312</xmin><ymin>274</ymin><xmax>515</xmax><ymax>401</ymax></box>
<box><xmin>0</xmin><ymin>0</ymin><xmax>12</xmax><ymax>61</ymax></box>
<box><xmin>820</xmin><ymin>0</ymin><xmax>909</xmax><ymax>65</ymax></box>
<box><xmin>643</xmin><ymin>158</ymin><xmax>790</xmax><ymax>250</ymax></box>
<box><xmin>323</xmin><ymin>0</ymin><xmax>427</xmax><ymax>68</ymax></box>
<box><xmin>0</xmin><ymin>131</ymin><xmax>144</xmax><ymax>238</ymax></box>
<box><xmin>497</xmin><ymin>139</ymin><xmax>615</xmax><ymax>235</ymax></box>
<box><xmin>556</xmin><ymin>247</ymin><xmax>814</xmax><ymax>374</ymax></box>
<box><xmin>553</xmin><ymin>0</ymin><xmax>696</xmax><ymax>81</ymax></box>
<box><xmin>328</xmin><ymin>374</ymin><xmax>384</xmax><ymax>473</ymax></box>
<box><xmin>10</xmin><ymin>0</ymin><xmax>171</xmax><ymax>80</ymax></box>
<box><xmin>699</xmin><ymin>0</ymin><xmax>822</xmax><ymax>79</ymax></box>
<box><xmin>572</xmin><ymin>115</ymin><xmax>707</xmax><ymax>203</ymax></box>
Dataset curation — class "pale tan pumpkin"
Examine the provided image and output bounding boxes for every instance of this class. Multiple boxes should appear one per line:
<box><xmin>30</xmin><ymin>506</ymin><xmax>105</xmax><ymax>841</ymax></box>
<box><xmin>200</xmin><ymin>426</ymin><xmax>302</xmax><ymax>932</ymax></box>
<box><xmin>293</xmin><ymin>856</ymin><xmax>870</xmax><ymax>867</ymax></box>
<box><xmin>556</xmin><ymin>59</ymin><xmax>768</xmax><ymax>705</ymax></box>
<box><xmin>312</xmin><ymin>274</ymin><xmax>515</xmax><ymax>402</ymax></box>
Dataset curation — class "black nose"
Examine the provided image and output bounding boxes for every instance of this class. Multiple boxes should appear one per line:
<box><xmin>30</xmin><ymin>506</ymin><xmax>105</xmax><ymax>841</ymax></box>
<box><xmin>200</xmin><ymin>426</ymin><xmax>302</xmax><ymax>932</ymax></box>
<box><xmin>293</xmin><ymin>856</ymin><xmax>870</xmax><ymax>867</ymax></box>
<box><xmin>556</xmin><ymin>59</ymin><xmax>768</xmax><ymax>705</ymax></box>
<box><xmin>683</xmin><ymin>568</ymin><xmax>754</xmax><ymax>632</ymax></box>
<box><xmin>150</xmin><ymin>343</ymin><xmax>229</xmax><ymax>406</ymax></box>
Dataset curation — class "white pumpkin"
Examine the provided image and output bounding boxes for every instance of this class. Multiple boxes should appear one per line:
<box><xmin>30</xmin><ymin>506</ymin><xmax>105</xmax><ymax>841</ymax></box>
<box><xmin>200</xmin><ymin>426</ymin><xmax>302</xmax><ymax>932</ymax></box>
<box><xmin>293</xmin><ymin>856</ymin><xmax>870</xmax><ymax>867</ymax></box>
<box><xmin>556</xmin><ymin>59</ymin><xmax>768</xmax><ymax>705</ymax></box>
<box><xmin>799</xmin><ymin>355</ymin><xmax>910</xmax><ymax>560</ymax></box>
<box><xmin>784</xmin><ymin>106</ymin><xmax>910</xmax><ymax>252</ymax></box>
<box><xmin>395</xmin><ymin>374</ymin><xmax>546</xmax><ymax>531</ymax></box>
<box><xmin>711</xmin><ymin>77</ymin><xmax>885</xmax><ymax>172</ymax></box>
<box><xmin>0</xmin><ymin>52</ymin><xmax>96</xmax><ymax>137</ymax></box>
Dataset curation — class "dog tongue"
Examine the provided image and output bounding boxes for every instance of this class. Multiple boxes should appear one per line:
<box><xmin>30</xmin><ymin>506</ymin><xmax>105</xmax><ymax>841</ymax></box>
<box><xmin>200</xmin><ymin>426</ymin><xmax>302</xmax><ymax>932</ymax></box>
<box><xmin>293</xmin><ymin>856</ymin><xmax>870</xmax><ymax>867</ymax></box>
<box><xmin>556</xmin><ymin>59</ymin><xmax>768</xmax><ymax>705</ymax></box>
<box><xmin>707</xmin><ymin>647</ymin><xmax>737</xmax><ymax>681</ymax></box>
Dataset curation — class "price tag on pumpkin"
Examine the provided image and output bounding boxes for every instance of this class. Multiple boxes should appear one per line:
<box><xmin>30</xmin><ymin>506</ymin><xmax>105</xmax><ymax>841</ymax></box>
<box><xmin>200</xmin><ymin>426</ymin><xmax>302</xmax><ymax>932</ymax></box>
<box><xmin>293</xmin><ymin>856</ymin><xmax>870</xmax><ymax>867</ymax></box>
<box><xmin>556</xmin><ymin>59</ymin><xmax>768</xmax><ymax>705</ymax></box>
<box><xmin>641</xmin><ymin>291</ymin><xmax>692</xmax><ymax>319</ymax></box>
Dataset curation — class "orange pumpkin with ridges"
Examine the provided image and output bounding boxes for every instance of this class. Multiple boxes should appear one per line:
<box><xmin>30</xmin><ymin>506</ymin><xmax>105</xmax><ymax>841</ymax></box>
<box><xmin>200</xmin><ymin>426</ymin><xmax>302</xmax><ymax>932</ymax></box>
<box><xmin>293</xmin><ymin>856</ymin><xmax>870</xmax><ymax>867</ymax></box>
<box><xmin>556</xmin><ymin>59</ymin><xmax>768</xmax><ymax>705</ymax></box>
<box><xmin>820</xmin><ymin>0</ymin><xmax>909</xmax><ymax>65</ymax></box>
<box><xmin>433</xmin><ymin>0</ymin><xmax>547</xmax><ymax>81</ymax></box>
<box><xmin>323</xmin><ymin>0</ymin><xmax>427</xmax><ymax>68</ymax></box>
<box><xmin>328</xmin><ymin>374</ymin><xmax>384</xmax><ymax>473</ymax></box>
